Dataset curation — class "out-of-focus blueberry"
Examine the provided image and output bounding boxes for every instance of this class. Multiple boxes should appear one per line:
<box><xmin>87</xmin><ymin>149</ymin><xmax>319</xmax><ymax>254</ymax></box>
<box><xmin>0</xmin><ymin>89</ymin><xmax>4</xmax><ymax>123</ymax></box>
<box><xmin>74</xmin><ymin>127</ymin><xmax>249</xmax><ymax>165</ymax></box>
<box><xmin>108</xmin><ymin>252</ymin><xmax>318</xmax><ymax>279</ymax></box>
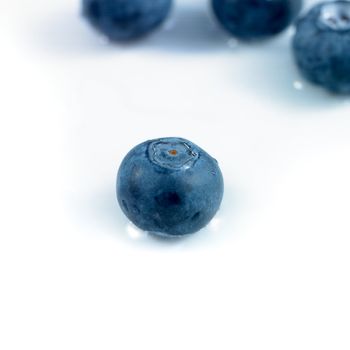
<box><xmin>293</xmin><ymin>1</ymin><xmax>350</xmax><ymax>94</ymax></box>
<box><xmin>117</xmin><ymin>138</ymin><xmax>224</xmax><ymax>236</ymax></box>
<box><xmin>211</xmin><ymin>0</ymin><xmax>302</xmax><ymax>41</ymax></box>
<box><xmin>82</xmin><ymin>0</ymin><xmax>172</xmax><ymax>41</ymax></box>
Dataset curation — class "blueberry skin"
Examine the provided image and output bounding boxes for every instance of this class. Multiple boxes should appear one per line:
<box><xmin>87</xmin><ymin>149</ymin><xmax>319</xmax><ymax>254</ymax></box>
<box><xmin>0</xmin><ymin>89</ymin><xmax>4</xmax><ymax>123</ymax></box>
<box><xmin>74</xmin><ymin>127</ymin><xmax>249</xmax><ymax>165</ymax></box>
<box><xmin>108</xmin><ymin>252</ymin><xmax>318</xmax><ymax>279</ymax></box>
<box><xmin>212</xmin><ymin>0</ymin><xmax>302</xmax><ymax>41</ymax></box>
<box><xmin>117</xmin><ymin>138</ymin><xmax>224</xmax><ymax>236</ymax></box>
<box><xmin>82</xmin><ymin>0</ymin><xmax>172</xmax><ymax>41</ymax></box>
<box><xmin>293</xmin><ymin>1</ymin><xmax>350</xmax><ymax>94</ymax></box>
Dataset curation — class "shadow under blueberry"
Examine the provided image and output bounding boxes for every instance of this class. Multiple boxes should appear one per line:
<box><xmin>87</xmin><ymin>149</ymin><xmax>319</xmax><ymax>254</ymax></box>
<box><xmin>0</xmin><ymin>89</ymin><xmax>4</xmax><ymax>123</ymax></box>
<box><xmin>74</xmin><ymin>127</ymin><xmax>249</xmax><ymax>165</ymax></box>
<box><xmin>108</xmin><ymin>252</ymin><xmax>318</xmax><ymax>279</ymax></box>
<box><xmin>146</xmin><ymin>230</ymin><xmax>194</xmax><ymax>244</ymax></box>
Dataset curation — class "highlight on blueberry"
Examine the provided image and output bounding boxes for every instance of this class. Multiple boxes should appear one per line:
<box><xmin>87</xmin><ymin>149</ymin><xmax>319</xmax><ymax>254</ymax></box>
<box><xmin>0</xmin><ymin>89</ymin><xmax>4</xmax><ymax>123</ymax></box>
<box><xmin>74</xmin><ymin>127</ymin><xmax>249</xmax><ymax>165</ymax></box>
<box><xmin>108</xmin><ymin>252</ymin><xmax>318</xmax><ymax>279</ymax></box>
<box><xmin>293</xmin><ymin>1</ymin><xmax>350</xmax><ymax>94</ymax></box>
<box><xmin>117</xmin><ymin>138</ymin><xmax>224</xmax><ymax>237</ymax></box>
<box><xmin>211</xmin><ymin>0</ymin><xmax>302</xmax><ymax>41</ymax></box>
<box><xmin>82</xmin><ymin>0</ymin><xmax>172</xmax><ymax>41</ymax></box>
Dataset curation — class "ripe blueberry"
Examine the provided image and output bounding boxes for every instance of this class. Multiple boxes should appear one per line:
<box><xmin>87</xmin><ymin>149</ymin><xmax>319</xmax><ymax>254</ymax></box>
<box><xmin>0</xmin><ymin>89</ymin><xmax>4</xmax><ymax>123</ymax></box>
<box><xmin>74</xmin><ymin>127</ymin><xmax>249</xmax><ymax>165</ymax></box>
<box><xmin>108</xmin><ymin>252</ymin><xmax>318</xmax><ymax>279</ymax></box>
<box><xmin>117</xmin><ymin>138</ymin><xmax>224</xmax><ymax>236</ymax></box>
<box><xmin>293</xmin><ymin>1</ymin><xmax>350</xmax><ymax>94</ymax></box>
<box><xmin>82</xmin><ymin>0</ymin><xmax>172</xmax><ymax>41</ymax></box>
<box><xmin>211</xmin><ymin>0</ymin><xmax>302</xmax><ymax>41</ymax></box>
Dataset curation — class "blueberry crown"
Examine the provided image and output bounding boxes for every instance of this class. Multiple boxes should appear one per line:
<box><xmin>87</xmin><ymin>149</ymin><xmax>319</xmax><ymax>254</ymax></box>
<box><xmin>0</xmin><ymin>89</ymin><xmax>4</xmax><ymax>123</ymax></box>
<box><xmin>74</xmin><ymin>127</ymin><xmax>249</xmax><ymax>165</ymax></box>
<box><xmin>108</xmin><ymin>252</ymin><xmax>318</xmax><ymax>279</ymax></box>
<box><xmin>319</xmin><ymin>1</ymin><xmax>350</xmax><ymax>31</ymax></box>
<box><xmin>148</xmin><ymin>139</ymin><xmax>199</xmax><ymax>170</ymax></box>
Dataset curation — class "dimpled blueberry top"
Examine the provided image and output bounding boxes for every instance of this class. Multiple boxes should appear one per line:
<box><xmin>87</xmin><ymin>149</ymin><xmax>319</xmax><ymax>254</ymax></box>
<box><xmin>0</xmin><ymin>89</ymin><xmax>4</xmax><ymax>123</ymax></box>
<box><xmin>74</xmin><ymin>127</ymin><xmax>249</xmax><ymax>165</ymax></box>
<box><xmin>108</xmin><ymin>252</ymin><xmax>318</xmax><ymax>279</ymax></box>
<box><xmin>117</xmin><ymin>138</ymin><xmax>224</xmax><ymax>236</ymax></box>
<box><xmin>149</xmin><ymin>139</ymin><xmax>199</xmax><ymax>170</ymax></box>
<box><xmin>293</xmin><ymin>1</ymin><xmax>350</xmax><ymax>94</ymax></box>
<box><xmin>319</xmin><ymin>1</ymin><xmax>350</xmax><ymax>31</ymax></box>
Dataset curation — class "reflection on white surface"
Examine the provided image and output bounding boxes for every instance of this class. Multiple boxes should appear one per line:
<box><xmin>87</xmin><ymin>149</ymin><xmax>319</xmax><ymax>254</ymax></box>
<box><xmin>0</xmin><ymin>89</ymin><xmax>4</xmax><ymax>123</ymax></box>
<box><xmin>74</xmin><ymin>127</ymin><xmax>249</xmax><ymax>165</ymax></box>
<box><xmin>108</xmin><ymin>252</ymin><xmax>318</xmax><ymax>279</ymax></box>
<box><xmin>126</xmin><ymin>223</ymin><xmax>146</xmax><ymax>240</ymax></box>
<box><xmin>286</xmin><ymin>26</ymin><xmax>295</xmax><ymax>38</ymax></box>
<box><xmin>293</xmin><ymin>81</ymin><xmax>304</xmax><ymax>91</ymax></box>
<box><xmin>125</xmin><ymin>217</ymin><xmax>224</xmax><ymax>240</ymax></box>
<box><xmin>208</xmin><ymin>217</ymin><xmax>222</xmax><ymax>232</ymax></box>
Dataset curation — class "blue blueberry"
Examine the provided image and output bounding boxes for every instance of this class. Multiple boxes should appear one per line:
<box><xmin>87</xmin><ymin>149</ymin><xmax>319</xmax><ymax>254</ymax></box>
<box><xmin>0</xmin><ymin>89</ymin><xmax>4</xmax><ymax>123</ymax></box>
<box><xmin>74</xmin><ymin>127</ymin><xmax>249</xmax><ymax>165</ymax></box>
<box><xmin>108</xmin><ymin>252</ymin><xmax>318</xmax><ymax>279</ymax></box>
<box><xmin>82</xmin><ymin>0</ymin><xmax>172</xmax><ymax>41</ymax></box>
<box><xmin>117</xmin><ymin>138</ymin><xmax>224</xmax><ymax>236</ymax></box>
<box><xmin>211</xmin><ymin>0</ymin><xmax>302</xmax><ymax>41</ymax></box>
<box><xmin>293</xmin><ymin>1</ymin><xmax>350</xmax><ymax>94</ymax></box>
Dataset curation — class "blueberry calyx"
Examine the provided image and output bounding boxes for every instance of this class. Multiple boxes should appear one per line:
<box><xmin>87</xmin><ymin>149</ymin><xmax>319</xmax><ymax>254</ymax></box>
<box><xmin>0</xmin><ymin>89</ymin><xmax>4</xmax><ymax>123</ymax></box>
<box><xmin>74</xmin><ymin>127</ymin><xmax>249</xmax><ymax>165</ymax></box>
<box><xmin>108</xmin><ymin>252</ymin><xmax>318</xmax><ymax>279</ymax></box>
<box><xmin>148</xmin><ymin>139</ymin><xmax>199</xmax><ymax>170</ymax></box>
<box><xmin>319</xmin><ymin>1</ymin><xmax>350</xmax><ymax>31</ymax></box>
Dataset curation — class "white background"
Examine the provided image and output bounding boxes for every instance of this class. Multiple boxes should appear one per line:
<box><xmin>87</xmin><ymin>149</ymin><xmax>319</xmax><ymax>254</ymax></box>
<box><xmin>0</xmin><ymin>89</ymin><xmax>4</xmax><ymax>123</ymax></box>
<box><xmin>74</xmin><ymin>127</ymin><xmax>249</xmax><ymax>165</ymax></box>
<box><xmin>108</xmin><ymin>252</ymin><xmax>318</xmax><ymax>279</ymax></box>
<box><xmin>1</xmin><ymin>0</ymin><xmax>350</xmax><ymax>349</ymax></box>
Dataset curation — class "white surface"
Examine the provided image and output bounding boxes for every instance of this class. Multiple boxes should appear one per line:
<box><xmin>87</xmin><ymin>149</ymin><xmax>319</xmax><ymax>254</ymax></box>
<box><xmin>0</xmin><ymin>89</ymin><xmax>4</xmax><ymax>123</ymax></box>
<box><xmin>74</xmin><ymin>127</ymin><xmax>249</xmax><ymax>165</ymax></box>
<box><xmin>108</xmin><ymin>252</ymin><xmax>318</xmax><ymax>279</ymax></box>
<box><xmin>1</xmin><ymin>0</ymin><xmax>350</xmax><ymax>349</ymax></box>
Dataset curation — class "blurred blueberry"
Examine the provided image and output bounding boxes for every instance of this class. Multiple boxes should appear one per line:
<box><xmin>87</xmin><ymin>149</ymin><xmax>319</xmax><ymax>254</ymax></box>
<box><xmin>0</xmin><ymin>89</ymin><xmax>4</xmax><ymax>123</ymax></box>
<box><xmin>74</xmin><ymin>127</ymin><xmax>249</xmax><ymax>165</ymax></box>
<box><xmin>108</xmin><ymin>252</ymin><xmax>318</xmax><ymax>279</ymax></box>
<box><xmin>293</xmin><ymin>1</ymin><xmax>350</xmax><ymax>94</ymax></box>
<box><xmin>117</xmin><ymin>138</ymin><xmax>224</xmax><ymax>236</ymax></box>
<box><xmin>211</xmin><ymin>0</ymin><xmax>302</xmax><ymax>41</ymax></box>
<box><xmin>82</xmin><ymin>0</ymin><xmax>172</xmax><ymax>41</ymax></box>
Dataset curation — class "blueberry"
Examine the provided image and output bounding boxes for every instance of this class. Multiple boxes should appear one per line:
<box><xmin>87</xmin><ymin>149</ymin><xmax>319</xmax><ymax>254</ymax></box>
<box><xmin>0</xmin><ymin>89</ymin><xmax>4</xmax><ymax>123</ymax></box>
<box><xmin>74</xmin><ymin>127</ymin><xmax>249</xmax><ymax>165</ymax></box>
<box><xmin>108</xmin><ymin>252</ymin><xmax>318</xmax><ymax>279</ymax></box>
<box><xmin>117</xmin><ymin>138</ymin><xmax>224</xmax><ymax>236</ymax></box>
<box><xmin>293</xmin><ymin>1</ymin><xmax>350</xmax><ymax>94</ymax></box>
<box><xmin>211</xmin><ymin>0</ymin><xmax>302</xmax><ymax>41</ymax></box>
<box><xmin>82</xmin><ymin>0</ymin><xmax>172</xmax><ymax>41</ymax></box>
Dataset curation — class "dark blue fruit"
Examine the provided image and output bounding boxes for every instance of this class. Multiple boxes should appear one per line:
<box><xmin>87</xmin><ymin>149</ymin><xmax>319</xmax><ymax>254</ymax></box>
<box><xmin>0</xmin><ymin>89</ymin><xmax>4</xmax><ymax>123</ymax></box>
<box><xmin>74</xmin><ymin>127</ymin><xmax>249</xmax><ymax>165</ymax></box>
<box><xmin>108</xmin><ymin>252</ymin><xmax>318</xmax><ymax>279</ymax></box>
<box><xmin>117</xmin><ymin>138</ymin><xmax>224</xmax><ymax>236</ymax></box>
<box><xmin>212</xmin><ymin>0</ymin><xmax>302</xmax><ymax>41</ymax></box>
<box><xmin>82</xmin><ymin>0</ymin><xmax>172</xmax><ymax>41</ymax></box>
<box><xmin>293</xmin><ymin>1</ymin><xmax>350</xmax><ymax>94</ymax></box>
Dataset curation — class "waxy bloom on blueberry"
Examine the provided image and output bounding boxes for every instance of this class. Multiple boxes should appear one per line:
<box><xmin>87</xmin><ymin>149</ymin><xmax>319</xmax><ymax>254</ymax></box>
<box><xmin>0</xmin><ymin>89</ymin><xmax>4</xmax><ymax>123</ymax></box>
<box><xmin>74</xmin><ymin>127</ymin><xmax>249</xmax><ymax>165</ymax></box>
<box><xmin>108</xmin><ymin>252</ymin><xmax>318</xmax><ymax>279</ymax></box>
<box><xmin>82</xmin><ymin>0</ymin><xmax>172</xmax><ymax>41</ymax></box>
<box><xmin>117</xmin><ymin>138</ymin><xmax>224</xmax><ymax>236</ymax></box>
<box><xmin>293</xmin><ymin>1</ymin><xmax>350</xmax><ymax>94</ymax></box>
